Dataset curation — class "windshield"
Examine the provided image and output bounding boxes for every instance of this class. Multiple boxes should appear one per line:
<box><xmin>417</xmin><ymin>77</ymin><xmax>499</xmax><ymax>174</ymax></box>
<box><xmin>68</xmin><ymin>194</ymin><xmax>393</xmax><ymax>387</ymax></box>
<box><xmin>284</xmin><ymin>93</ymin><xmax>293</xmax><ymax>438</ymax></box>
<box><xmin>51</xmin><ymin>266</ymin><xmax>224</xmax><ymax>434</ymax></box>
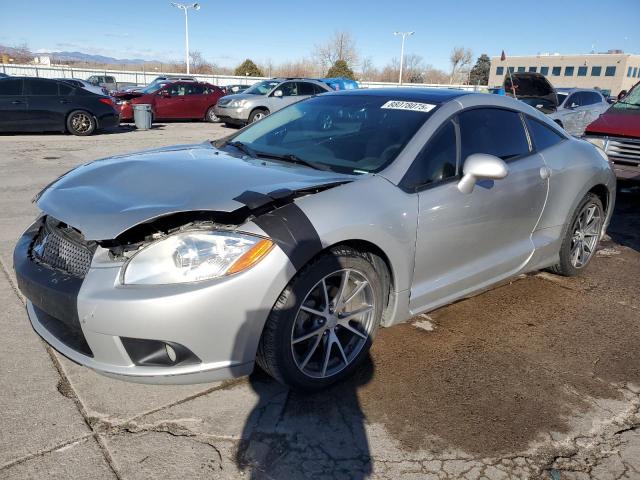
<box><xmin>225</xmin><ymin>95</ymin><xmax>436</xmax><ymax>174</ymax></box>
<box><xmin>613</xmin><ymin>84</ymin><xmax>640</xmax><ymax>110</ymax></box>
<box><xmin>244</xmin><ymin>80</ymin><xmax>280</xmax><ymax>95</ymax></box>
<box><xmin>141</xmin><ymin>82</ymin><xmax>168</xmax><ymax>94</ymax></box>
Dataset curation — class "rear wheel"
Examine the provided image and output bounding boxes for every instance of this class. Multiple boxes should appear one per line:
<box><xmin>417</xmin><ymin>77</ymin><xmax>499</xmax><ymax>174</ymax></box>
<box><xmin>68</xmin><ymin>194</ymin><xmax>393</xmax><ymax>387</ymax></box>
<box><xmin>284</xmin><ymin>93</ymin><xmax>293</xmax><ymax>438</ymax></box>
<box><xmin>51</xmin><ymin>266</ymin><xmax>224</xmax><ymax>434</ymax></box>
<box><xmin>249</xmin><ymin>108</ymin><xmax>269</xmax><ymax>123</ymax></box>
<box><xmin>206</xmin><ymin>106</ymin><xmax>219</xmax><ymax>123</ymax></box>
<box><xmin>257</xmin><ymin>247</ymin><xmax>383</xmax><ymax>390</ymax></box>
<box><xmin>66</xmin><ymin>110</ymin><xmax>96</xmax><ymax>136</ymax></box>
<box><xmin>549</xmin><ymin>193</ymin><xmax>604</xmax><ymax>276</ymax></box>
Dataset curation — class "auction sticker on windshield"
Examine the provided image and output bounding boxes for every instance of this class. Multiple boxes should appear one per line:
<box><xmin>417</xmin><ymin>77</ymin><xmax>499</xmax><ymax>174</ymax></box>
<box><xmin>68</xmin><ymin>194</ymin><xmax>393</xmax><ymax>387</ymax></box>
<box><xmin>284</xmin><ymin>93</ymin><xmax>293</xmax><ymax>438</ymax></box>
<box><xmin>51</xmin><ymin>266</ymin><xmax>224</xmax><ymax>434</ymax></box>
<box><xmin>381</xmin><ymin>100</ymin><xmax>436</xmax><ymax>112</ymax></box>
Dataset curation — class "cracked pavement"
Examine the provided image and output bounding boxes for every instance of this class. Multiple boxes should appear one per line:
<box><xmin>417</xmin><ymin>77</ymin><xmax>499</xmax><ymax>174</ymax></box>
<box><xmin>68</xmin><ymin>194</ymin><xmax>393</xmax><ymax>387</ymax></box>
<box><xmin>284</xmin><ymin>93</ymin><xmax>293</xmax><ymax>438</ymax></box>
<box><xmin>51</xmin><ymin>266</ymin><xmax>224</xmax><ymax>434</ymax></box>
<box><xmin>1</xmin><ymin>123</ymin><xmax>639</xmax><ymax>479</ymax></box>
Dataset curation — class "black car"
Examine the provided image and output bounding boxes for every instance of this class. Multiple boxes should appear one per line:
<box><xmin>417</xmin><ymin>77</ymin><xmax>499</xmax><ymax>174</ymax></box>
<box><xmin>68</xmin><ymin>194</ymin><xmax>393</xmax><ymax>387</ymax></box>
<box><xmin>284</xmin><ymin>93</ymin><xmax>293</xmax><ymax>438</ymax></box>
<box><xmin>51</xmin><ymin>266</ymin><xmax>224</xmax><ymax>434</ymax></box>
<box><xmin>0</xmin><ymin>77</ymin><xmax>119</xmax><ymax>135</ymax></box>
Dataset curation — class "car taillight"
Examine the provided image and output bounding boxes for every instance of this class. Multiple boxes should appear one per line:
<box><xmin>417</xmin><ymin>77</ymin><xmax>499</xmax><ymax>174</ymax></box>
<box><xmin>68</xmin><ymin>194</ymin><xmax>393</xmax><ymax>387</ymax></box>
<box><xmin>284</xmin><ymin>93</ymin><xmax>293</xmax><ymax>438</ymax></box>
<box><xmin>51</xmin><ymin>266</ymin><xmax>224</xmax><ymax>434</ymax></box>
<box><xmin>99</xmin><ymin>98</ymin><xmax>115</xmax><ymax>107</ymax></box>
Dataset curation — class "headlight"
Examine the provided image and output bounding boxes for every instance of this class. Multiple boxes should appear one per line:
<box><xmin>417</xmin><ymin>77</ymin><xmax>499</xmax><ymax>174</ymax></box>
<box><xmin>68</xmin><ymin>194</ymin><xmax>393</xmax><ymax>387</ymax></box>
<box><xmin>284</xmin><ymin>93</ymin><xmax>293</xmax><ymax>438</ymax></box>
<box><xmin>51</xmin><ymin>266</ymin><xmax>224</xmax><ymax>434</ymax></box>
<box><xmin>228</xmin><ymin>99</ymin><xmax>246</xmax><ymax>108</ymax></box>
<box><xmin>122</xmin><ymin>230</ymin><xmax>274</xmax><ymax>285</ymax></box>
<box><xmin>584</xmin><ymin>137</ymin><xmax>607</xmax><ymax>150</ymax></box>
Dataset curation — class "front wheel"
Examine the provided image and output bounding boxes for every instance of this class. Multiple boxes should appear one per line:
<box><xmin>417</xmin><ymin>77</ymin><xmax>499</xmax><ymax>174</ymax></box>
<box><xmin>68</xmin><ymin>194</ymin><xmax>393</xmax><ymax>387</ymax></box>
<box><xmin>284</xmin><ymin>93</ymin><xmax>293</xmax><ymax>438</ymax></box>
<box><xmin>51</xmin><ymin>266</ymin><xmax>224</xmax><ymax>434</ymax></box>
<box><xmin>206</xmin><ymin>106</ymin><xmax>219</xmax><ymax>123</ymax></box>
<box><xmin>249</xmin><ymin>108</ymin><xmax>269</xmax><ymax>123</ymax></box>
<box><xmin>257</xmin><ymin>247</ymin><xmax>384</xmax><ymax>390</ymax></box>
<box><xmin>66</xmin><ymin>110</ymin><xmax>96</xmax><ymax>136</ymax></box>
<box><xmin>549</xmin><ymin>193</ymin><xmax>604</xmax><ymax>276</ymax></box>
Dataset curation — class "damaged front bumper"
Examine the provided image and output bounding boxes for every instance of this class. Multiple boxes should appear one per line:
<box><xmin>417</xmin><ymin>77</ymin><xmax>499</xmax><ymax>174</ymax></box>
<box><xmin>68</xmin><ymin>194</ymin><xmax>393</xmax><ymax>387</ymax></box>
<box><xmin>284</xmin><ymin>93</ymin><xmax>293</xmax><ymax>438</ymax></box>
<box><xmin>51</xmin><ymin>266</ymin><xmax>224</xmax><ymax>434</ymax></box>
<box><xmin>14</xmin><ymin>218</ymin><xmax>294</xmax><ymax>385</ymax></box>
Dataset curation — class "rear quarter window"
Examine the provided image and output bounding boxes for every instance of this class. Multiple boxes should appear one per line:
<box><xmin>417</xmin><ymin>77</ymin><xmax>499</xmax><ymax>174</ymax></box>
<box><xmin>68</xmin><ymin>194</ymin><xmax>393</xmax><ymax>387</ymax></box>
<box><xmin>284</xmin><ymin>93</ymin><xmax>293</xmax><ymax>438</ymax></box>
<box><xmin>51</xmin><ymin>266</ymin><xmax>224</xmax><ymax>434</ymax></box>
<box><xmin>0</xmin><ymin>79</ymin><xmax>23</xmax><ymax>95</ymax></box>
<box><xmin>525</xmin><ymin>117</ymin><xmax>565</xmax><ymax>151</ymax></box>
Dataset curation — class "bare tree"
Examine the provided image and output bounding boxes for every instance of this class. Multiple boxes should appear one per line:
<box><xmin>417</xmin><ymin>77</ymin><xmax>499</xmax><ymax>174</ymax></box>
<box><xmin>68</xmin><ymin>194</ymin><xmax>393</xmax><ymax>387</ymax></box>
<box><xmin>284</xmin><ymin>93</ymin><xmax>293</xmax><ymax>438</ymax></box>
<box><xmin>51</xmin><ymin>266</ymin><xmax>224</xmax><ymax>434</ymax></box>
<box><xmin>314</xmin><ymin>31</ymin><xmax>358</xmax><ymax>70</ymax></box>
<box><xmin>359</xmin><ymin>56</ymin><xmax>377</xmax><ymax>81</ymax></box>
<box><xmin>449</xmin><ymin>46</ymin><xmax>473</xmax><ymax>83</ymax></box>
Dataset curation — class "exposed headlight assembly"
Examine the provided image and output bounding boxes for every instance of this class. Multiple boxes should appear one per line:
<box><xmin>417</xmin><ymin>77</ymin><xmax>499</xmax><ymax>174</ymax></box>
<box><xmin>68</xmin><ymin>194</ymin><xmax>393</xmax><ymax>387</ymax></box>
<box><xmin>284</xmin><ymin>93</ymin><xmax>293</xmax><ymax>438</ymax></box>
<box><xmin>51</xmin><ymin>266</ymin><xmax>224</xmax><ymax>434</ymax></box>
<box><xmin>122</xmin><ymin>230</ymin><xmax>274</xmax><ymax>285</ymax></box>
<box><xmin>584</xmin><ymin>137</ymin><xmax>610</xmax><ymax>162</ymax></box>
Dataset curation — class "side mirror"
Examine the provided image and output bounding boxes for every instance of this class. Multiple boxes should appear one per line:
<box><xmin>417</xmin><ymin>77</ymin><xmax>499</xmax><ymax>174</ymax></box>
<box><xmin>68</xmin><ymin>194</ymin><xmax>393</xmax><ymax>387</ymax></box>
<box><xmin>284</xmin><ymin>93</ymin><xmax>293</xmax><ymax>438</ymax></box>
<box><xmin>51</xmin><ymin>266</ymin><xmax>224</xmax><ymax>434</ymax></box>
<box><xmin>457</xmin><ymin>154</ymin><xmax>508</xmax><ymax>194</ymax></box>
<box><xmin>160</xmin><ymin>90</ymin><xmax>171</xmax><ymax>98</ymax></box>
<box><xmin>273</xmin><ymin>90</ymin><xmax>283</xmax><ymax>98</ymax></box>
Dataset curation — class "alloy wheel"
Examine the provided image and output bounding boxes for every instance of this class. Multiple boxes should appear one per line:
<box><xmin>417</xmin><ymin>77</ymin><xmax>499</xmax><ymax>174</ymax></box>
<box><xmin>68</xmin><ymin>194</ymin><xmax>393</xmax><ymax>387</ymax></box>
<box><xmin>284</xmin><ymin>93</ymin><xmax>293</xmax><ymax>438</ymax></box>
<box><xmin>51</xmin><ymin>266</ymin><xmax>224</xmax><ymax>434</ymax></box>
<box><xmin>252</xmin><ymin>112</ymin><xmax>265</xmax><ymax>122</ymax></box>
<box><xmin>291</xmin><ymin>269</ymin><xmax>375</xmax><ymax>379</ymax></box>
<box><xmin>570</xmin><ymin>202</ymin><xmax>602</xmax><ymax>268</ymax></box>
<box><xmin>71</xmin><ymin>112</ymin><xmax>92</xmax><ymax>134</ymax></box>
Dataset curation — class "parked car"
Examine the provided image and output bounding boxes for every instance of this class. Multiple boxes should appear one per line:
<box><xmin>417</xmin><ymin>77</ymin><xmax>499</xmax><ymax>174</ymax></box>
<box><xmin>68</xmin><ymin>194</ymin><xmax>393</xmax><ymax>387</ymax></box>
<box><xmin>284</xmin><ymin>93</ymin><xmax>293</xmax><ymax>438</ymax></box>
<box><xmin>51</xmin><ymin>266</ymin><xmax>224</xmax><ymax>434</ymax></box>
<box><xmin>113</xmin><ymin>81</ymin><xmax>173</xmax><ymax>102</ymax></box>
<box><xmin>222</xmin><ymin>84</ymin><xmax>251</xmax><ymax>95</ymax></box>
<box><xmin>584</xmin><ymin>81</ymin><xmax>640</xmax><ymax>180</ymax></box>
<box><xmin>0</xmin><ymin>76</ymin><xmax>119</xmax><ymax>135</ymax></box>
<box><xmin>551</xmin><ymin>88</ymin><xmax>609</xmax><ymax>136</ymax></box>
<box><xmin>55</xmin><ymin>78</ymin><xmax>108</xmax><ymax>96</ymax></box>
<box><xmin>503</xmin><ymin>73</ymin><xmax>608</xmax><ymax>136</ymax></box>
<box><xmin>0</xmin><ymin>72</ymin><xmax>8</xmax><ymax>78</ymax></box>
<box><xmin>118</xmin><ymin>81</ymin><xmax>224</xmax><ymax>122</ymax></box>
<box><xmin>320</xmin><ymin>77</ymin><xmax>359</xmax><ymax>91</ymax></box>
<box><xmin>86</xmin><ymin>75</ymin><xmax>117</xmax><ymax>92</ymax></box>
<box><xmin>214</xmin><ymin>78</ymin><xmax>333</xmax><ymax>126</ymax></box>
<box><xmin>14</xmin><ymin>89</ymin><xmax>615</xmax><ymax>389</ymax></box>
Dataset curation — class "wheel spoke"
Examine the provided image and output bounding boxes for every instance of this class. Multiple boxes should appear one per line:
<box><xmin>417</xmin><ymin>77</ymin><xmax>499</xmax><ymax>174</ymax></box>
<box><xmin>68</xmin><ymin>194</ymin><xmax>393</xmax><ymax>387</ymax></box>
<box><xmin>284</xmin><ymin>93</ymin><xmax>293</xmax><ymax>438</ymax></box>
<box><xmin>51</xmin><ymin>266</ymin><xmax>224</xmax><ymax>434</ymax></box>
<box><xmin>321</xmin><ymin>336</ymin><xmax>333</xmax><ymax>377</ymax></box>
<box><xmin>334</xmin><ymin>270</ymin><xmax>350</xmax><ymax>309</ymax></box>
<box><xmin>334</xmin><ymin>333</ymin><xmax>349</xmax><ymax>365</ymax></box>
<box><xmin>321</xmin><ymin>278</ymin><xmax>330</xmax><ymax>311</ymax></box>
<box><xmin>343</xmin><ymin>280</ymin><xmax>369</xmax><ymax>306</ymax></box>
<box><xmin>571</xmin><ymin>245</ymin><xmax>581</xmax><ymax>265</ymax></box>
<box><xmin>300</xmin><ymin>333</ymin><xmax>323</xmax><ymax>369</ymax></box>
<box><xmin>339</xmin><ymin>305</ymin><xmax>373</xmax><ymax>322</ymax></box>
<box><xmin>340</xmin><ymin>321</ymin><xmax>368</xmax><ymax>339</ymax></box>
<box><xmin>300</xmin><ymin>305</ymin><xmax>325</xmax><ymax>317</ymax></box>
<box><xmin>292</xmin><ymin>326</ymin><xmax>324</xmax><ymax>344</ymax></box>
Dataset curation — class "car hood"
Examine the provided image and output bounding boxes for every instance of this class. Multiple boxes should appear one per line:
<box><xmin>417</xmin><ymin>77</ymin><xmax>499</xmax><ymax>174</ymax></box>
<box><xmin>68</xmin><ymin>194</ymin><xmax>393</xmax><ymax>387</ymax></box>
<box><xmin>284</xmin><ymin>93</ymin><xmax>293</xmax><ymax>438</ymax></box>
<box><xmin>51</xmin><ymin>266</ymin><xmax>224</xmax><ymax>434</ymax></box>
<box><xmin>36</xmin><ymin>142</ymin><xmax>354</xmax><ymax>240</ymax></box>
<box><xmin>585</xmin><ymin>108</ymin><xmax>640</xmax><ymax>138</ymax></box>
<box><xmin>504</xmin><ymin>72</ymin><xmax>558</xmax><ymax>106</ymax></box>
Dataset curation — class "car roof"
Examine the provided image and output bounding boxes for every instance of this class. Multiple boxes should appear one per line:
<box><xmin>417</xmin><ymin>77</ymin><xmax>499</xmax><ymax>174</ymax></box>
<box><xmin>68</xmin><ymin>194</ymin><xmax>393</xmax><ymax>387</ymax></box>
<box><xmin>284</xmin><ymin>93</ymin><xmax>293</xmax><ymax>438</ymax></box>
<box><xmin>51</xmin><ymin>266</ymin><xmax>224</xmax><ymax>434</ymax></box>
<box><xmin>556</xmin><ymin>88</ymin><xmax>602</xmax><ymax>94</ymax></box>
<box><xmin>328</xmin><ymin>87</ymin><xmax>470</xmax><ymax>104</ymax></box>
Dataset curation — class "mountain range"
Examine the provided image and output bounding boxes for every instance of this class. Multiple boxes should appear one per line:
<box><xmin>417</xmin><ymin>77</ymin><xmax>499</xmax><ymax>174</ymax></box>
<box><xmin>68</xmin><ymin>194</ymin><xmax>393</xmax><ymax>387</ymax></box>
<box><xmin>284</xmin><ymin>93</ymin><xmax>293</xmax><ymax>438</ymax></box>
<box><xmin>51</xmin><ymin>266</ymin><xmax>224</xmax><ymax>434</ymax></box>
<box><xmin>44</xmin><ymin>51</ymin><xmax>155</xmax><ymax>65</ymax></box>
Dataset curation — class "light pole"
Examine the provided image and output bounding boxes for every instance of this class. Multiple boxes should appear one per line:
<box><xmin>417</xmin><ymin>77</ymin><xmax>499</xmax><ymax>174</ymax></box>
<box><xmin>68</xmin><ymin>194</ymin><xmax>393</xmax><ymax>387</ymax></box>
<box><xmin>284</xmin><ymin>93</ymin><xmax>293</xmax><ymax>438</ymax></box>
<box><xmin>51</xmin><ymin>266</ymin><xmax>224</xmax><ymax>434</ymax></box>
<box><xmin>393</xmin><ymin>31</ymin><xmax>414</xmax><ymax>85</ymax></box>
<box><xmin>171</xmin><ymin>2</ymin><xmax>200</xmax><ymax>74</ymax></box>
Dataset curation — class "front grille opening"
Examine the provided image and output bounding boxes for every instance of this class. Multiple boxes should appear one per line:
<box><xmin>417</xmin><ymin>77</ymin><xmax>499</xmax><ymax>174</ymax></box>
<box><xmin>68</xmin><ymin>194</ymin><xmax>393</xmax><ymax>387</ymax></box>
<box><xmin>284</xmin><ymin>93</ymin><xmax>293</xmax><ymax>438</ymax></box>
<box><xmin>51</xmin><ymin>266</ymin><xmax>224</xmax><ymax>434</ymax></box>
<box><xmin>121</xmin><ymin>337</ymin><xmax>201</xmax><ymax>367</ymax></box>
<box><xmin>33</xmin><ymin>304</ymin><xmax>93</xmax><ymax>358</ymax></box>
<box><xmin>31</xmin><ymin>216</ymin><xmax>95</xmax><ymax>278</ymax></box>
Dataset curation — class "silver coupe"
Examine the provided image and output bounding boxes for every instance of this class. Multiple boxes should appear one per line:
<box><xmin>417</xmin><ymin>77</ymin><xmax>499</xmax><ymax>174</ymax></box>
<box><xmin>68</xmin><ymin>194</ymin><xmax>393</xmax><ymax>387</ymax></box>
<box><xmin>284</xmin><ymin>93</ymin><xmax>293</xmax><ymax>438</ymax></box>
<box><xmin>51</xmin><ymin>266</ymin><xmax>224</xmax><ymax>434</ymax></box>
<box><xmin>14</xmin><ymin>89</ymin><xmax>616</xmax><ymax>390</ymax></box>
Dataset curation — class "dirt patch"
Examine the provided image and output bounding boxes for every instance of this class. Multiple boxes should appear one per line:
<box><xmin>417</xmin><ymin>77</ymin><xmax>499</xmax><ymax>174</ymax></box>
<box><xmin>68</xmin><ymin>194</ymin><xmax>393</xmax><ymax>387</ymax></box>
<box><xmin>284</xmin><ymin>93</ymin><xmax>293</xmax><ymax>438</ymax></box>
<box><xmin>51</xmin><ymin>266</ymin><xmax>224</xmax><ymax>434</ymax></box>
<box><xmin>356</xmin><ymin>252</ymin><xmax>640</xmax><ymax>456</ymax></box>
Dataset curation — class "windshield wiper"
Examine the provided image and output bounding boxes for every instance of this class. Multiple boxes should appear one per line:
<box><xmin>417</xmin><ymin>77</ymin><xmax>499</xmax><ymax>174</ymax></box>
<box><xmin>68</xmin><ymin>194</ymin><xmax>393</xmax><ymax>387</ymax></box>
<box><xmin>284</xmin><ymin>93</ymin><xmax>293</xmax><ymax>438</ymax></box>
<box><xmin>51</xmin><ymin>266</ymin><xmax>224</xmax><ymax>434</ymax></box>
<box><xmin>254</xmin><ymin>151</ymin><xmax>333</xmax><ymax>171</ymax></box>
<box><xmin>224</xmin><ymin>140</ymin><xmax>257</xmax><ymax>158</ymax></box>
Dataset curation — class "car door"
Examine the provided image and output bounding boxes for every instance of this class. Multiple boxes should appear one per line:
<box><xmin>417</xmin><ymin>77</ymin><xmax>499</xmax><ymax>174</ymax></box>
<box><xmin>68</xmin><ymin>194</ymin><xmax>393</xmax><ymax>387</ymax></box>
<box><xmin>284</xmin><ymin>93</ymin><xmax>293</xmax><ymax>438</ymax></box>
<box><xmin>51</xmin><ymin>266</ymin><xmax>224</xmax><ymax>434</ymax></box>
<box><xmin>182</xmin><ymin>83</ymin><xmax>207</xmax><ymax>118</ymax></box>
<box><xmin>23</xmin><ymin>78</ymin><xmax>66</xmax><ymax>131</ymax></box>
<box><xmin>267</xmin><ymin>81</ymin><xmax>301</xmax><ymax>113</ymax></box>
<box><xmin>581</xmin><ymin>92</ymin><xmax>607</xmax><ymax>129</ymax></box>
<box><xmin>153</xmin><ymin>83</ymin><xmax>187</xmax><ymax>119</ymax></box>
<box><xmin>0</xmin><ymin>78</ymin><xmax>27</xmax><ymax>131</ymax></box>
<box><xmin>409</xmin><ymin>107</ymin><xmax>548</xmax><ymax>313</ymax></box>
<box><xmin>559</xmin><ymin>93</ymin><xmax>583</xmax><ymax>135</ymax></box>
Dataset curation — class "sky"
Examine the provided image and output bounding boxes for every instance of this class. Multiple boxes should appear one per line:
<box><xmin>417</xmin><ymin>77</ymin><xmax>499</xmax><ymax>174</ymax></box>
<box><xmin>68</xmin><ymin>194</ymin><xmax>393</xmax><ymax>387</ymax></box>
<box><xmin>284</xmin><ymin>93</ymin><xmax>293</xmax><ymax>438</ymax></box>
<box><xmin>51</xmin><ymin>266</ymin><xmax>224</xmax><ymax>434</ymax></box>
<box><xmin>0</xmin><ymin>0</ymin><xmax>638</xmax><ymax>71</ymax></box>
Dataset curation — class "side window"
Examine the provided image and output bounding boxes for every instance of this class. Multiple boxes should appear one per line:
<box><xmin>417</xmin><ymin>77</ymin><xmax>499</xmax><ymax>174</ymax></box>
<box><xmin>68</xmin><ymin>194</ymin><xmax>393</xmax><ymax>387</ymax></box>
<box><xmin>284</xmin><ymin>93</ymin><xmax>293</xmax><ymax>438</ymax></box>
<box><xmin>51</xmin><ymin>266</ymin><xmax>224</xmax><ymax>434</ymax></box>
<box><xmin>525</xmin><ymin>117</ymin><xmax>565</xmax><ymax>151</ymax></box>
<box><xmin>565</xmin><ymin>93</ymin><xmax>580</xmax><ymax>107</ymax></box>
<box><xmin>24</xmin><ymin>79</ymin><xmax>59</xmax><ymax>95</ymax></box>
<box><xmin>587</xmin><ymin>92</ymin><xmax>602</xmax><ymax>105</ymax></box>
<box><xmin>58</xmin><ymin>82</ymin><xmax>74</xmax><ymax>96</ymax></box>
<box><xmin>186</xmin><ymin>84</ymin><xmax>205</xmax><ymax>95</ymax></box>
<box><xmin>0</xmin><ymin>79</ymin><xmax>23</xmax><ymax>95</ymax></box>
<box><xmin>279</xmin><ymin>82</ymin><xmax>298</xmax><ymax>96</ymax></box>
<box><xmin>458</xmin><ymin>108</ymin><xmax>530</xmax><ymax>161</ymax></box>
<box><xmin>106</xmin><ymin>76</ymin><xmax>116</xmax><ymax>83</ymax></box>
<box><xmin>403</xmin><ymin>119</ymin><xmax>458</xmax><ymax>190</ymax></box>
<box><xmin>167</xmin><ymin>84</ymin><xmax>188</xmax><ymax>96</ymax></box>
<box><xmin>297</xmin><ymin>82</ymin><xmax>316</xmax><ymax>96</ymax></box>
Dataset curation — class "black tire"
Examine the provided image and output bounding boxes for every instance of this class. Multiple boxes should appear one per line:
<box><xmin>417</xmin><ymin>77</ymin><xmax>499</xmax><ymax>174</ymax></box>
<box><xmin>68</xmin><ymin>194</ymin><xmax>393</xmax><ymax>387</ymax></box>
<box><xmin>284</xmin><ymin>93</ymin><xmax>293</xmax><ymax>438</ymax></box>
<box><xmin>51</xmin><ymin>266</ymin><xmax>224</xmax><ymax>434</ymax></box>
<box><xmin>257</xmin><ymin>247</ymin><xmax>384</xmax><ymax>391</ymax></box>
<box><xmin>66</xmin><ymin>110</ymin><xmax>96</xmax><ymax>136</ymax></box>
<box><xmin>249</xmin><ymin>108</ymin><xmax>269</xmax><ymax>124</ymax></box>
<box><xmin>205</xmin><ymin>106</ymin><xmax>219</xmax><ymax>123</ymax></box>
<box><xmin>549</xmin><ymin>193</ymin><xmax>604</xmax><ymax>277</ymax></box>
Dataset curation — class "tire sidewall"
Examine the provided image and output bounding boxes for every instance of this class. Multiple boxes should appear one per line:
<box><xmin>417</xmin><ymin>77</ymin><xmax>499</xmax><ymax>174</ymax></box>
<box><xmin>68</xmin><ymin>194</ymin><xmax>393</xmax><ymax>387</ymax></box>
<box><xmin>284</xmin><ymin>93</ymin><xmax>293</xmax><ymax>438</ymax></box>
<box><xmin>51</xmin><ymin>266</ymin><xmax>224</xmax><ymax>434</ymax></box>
<box><xmin>265</xmin><ymin>250</ymin><xmax>383</xmax><ymax>390</ymax></box>
<box><xmin>206</xmin><ymin>106</ymin><xmax>218</xmax><ymax>123</ymax></box>
<box><xmin>66</xmin><ymin>110</ymin><xmax>96</xmax><ymax>136</ymax></box>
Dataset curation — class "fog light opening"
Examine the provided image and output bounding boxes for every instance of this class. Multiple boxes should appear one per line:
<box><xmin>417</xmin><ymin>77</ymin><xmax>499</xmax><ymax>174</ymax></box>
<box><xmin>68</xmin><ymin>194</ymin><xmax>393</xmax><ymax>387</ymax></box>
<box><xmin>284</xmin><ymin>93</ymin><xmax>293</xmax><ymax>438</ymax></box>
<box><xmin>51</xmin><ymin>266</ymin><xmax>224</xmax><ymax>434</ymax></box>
<box><xmin>165</xmin><ymin>343</ymin><xmax>177</xmax><ymax>363</ymax></box>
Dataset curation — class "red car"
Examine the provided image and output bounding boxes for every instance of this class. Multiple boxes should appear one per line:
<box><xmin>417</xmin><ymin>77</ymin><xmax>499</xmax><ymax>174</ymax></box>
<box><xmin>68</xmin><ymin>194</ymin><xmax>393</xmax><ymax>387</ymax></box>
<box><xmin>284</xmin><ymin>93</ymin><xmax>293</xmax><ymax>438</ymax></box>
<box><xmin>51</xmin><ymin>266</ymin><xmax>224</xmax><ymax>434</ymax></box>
<box><xmin>585</xmin><ymin>81</ymin><xmax>640</xmax><ymax>181</ymax></box>
<box><xmin>118</xmin><ymin>81</ymin><xmax>224</xmax><ymax>122</ymax></box>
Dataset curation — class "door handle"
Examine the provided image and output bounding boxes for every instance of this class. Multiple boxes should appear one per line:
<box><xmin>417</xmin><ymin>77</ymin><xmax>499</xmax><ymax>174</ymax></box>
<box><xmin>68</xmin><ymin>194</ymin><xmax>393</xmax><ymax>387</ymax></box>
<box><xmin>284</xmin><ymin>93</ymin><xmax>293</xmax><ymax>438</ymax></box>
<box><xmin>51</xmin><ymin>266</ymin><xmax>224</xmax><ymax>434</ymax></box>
<box><xmin>11</xmin><ymin>100</ymin><xmax>23</xmax><ymax>105</ymax></box>
<box><xmin>540</xmin><ymin>166</ymin><xmax>551</xmax><ymax>180</ymax></box>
